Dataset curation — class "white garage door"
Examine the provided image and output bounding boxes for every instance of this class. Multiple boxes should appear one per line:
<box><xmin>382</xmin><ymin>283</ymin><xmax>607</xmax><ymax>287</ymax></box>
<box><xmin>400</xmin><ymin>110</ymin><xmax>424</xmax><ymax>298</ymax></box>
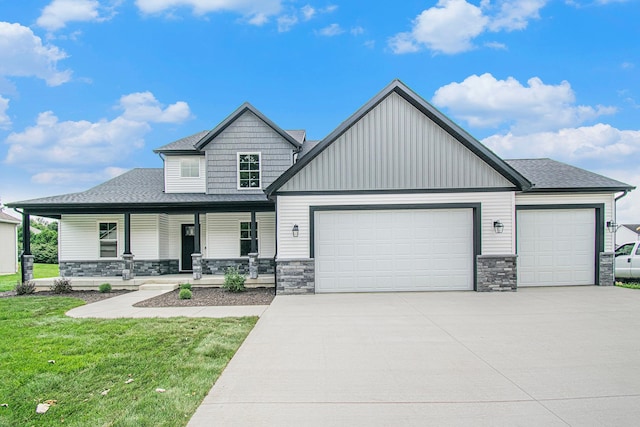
<box><xmin>314</xmin><ymin>209</ymin><xmax>474</xmax><ymax>293</ymax></box>
<box><xmin>517</xmin><ymin>209</ymin><xmax>595</xmax><ymax>287</ymax></box>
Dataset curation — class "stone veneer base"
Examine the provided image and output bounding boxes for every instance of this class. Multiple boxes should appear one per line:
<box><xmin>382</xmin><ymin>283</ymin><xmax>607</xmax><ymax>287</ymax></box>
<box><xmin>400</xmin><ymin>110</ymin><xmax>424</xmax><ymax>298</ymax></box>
<box><xmin>598</xmin><ymin>252</ymin><xmax>614</xmax><ymax>286</ymax></box>
<box><xmin>476</xmin><ymin>254</ymin><xmax>517</xmax><ymax>292</ymax></box>
<box><xmin>276</xmin><ymin>259</ymin><xmax>315</xmax><ymax>294</ymax></box>
<box><xmin>203</xmin><ymin>258</ymin><xmax>275</xmax><ymax>275</ymax></box>
<box><xmin>60</xmin><ymin>259</ymin><xmax>180</xmax><ymax>277</ymax></box>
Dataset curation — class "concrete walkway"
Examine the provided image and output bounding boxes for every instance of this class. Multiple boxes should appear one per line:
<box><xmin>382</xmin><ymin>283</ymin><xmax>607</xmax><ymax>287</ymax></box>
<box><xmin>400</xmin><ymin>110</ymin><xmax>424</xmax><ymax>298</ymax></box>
<box><xmin>66</xmin><ymin>287</ymin><xmax>269</xmax><ymax>318</ymax></box>
<box><xmin>188</xmin><ymin>286</ymin><xmax>640</xmax><ymax>426</ymax></box>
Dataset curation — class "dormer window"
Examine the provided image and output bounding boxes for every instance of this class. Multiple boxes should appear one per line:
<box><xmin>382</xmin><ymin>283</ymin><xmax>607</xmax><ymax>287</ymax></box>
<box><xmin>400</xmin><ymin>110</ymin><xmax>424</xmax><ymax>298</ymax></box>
<box><xmin>238</xmin><ymin>153</ymin><xmax>261</xmax><ymax>189</ymax></box>
<box><xmin>180</xmin><ymin>158</ymin><xmax>200</xmax><ymax>178</ymax></box>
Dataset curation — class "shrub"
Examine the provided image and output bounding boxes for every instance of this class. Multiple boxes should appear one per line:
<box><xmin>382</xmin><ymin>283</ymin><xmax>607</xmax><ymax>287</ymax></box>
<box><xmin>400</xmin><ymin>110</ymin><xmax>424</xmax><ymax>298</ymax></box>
<box><xmin>50</xmin><ymin>277</ymin><xmax>72</xmax><ymax>294</ymax></box>
<box><xmin>15</xmin><ymin>280</ymin><xmax>36</xmax><ymax>295</ymax></box>
<box><xmin>223</xmin><ymin>267</ymin><xmax>246</xmax><ymax>293</ymax></box>
<box><xmin>179</xmin><ymin>288</ymin><xmax>192</xmax><ymax>299</ymax></box>
<box><xmin>99</xmin><ymin>283</ymin><xmax>112</xmax><ymax>293</ymax></box>
<box><xmin>180</xmin><ymin>283</ymin><xmax>192</xmax><ymax>290</ymax></box>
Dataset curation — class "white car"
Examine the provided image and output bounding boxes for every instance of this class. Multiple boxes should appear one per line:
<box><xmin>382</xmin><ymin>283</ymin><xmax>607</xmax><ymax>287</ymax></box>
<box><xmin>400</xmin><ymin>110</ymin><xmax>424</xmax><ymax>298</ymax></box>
<box><xmin>615</xmin><ymin>241</ymin><xmax>640</xmax><ymax>280</ymax></box>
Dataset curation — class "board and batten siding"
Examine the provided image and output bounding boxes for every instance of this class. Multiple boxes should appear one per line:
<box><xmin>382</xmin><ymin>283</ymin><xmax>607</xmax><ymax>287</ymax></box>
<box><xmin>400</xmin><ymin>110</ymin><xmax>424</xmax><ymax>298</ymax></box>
<box><xmin>277</xmin><ymin>192</ymin><xmax>515</xmax><ymax>259</ymax></box>
<box><xmin>204</xmin><ymin>111</ymin><xmax>295</xmax><ymax>194</ymax></box>
<box><xmin>515</xmin><ymin>193</ymin><xmax>615</xmax><ymax>252</ymax></box>
<box><xmin>164</xmin><ymin>155</ymin><xmax>206</xmax><ymax>193</ymax></box>
<box><xmin>206</xmin><ymin>212</ymin><xmax>276</xmax><ymax>258</ymax></box>
<box><xmin>279</xmin><ymin>92</ymin><xmax>515</xmax><ymax>192</ymax></box>
<box><xmin>60</xmin><ymin>214</ymin><xmax>163</xmax><ymax>260</ymax></box>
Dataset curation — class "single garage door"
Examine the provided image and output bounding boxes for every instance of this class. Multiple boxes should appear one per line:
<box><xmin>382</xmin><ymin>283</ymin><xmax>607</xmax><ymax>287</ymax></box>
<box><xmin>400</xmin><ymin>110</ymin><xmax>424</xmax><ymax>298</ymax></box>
<box><xmin>314</xmin><ymin>208</ymin><xmax>474</xmax><ymax>292</ymax></box>
<box><xmin>517</xmin><ymin>209</ymin><xmax>595</xmax><ymax>286</ymax></box>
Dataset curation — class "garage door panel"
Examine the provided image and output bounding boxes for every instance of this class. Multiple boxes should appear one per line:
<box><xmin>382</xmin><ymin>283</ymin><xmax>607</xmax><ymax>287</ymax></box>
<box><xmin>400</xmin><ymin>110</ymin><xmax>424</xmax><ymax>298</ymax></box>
<box><xmin>315</xmin><ymin>209</ymin><xmax>474</xmax><ymax>293</ymax></box>
<box><xmin>517</xmin><ymin>209</ymin><xmax>595</xmax><ymax>287</ymax></box>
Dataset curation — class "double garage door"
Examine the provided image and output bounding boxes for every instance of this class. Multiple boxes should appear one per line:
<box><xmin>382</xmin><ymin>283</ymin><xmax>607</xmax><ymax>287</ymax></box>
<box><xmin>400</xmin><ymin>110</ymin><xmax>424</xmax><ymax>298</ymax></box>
<box><xmin>314</xmin><ymin>208</ymin><xmax>474</xmax><ymax>293</ymax></box>
<box><xmin>517</xmin><ymin>209</ymin><xmax>596</xmax><ymax>287</ymax></box>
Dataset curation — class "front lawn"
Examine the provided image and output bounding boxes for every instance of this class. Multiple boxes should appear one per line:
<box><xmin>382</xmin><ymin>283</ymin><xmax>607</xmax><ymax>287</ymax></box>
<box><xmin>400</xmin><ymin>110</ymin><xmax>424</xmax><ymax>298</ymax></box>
<box><xmin>0</xmin><ymin>263</ymin><xmax>60</xmax><ymax>291</ymax></box>
<box><xmin>0</xmin><ymin>297</ymin><xmax>256</xmax><ymax>426</ymax></box>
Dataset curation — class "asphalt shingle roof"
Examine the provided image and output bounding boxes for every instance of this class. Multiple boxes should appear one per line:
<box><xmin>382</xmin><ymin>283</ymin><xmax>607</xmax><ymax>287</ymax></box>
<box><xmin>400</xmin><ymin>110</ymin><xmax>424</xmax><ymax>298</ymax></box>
<box><xmin>0</xmin><ymin>211</ymin><xmax>20</xmax><ymax>223</ymax></box>
<box><xmin>12</xmin><ymin>169</ymin><xmax>269</xmax><ymax>207</ymax></box>
<box><xmin>505</xmin><ymin>158</ymin><xmax>633</xmax><ymax>191</ymax></box>
<box><xmin>153</xmin><ymin>131</ymin><xmax>209</xmax><ymax>153</ymax></box>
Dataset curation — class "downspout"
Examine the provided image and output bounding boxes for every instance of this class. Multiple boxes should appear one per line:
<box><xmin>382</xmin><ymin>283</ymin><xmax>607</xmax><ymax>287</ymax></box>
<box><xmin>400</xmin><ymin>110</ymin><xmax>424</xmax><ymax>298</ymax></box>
<box><xmin>612</xmin><ymin>190</ymin><xmax>630</xmax><ymax>249</ymax></box>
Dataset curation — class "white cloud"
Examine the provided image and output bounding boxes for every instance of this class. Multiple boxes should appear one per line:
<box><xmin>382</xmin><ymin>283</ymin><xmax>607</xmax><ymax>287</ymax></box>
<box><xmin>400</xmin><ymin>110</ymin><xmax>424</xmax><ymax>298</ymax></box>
<box><xmin>135</xmin><ymin>0</ymin><xmax>282</xmax><ymax>24</ymax></box>
<box><xmin>0</xmin><ymin>22</ymin><xmax>72</xmax><ymax>86</ymax></box>
<box><xmin>432</xmin><ymin>73</ymin><xmax>616</xmax><ymax>133</ymax></box>
<box><xmin>0</xmin><ymin>95</ymin><xmax>10</xmax><ymax>129</ymax></box>
<box><xmin>317</xmin><ymin>23</ymin><xmax>344</xmax><ymax>37</ymax></box>
<box><xmin>389</xmin><ymin>0</ymin><xmax>546</xmax><ymax>54</ymax></box>
<box><xmin>488</xmin><ymin>0</ymin><xmax>547</xmax><ymax>31</ymax></box>
<box><xmin>351</xmin><ymin>26</ymin><xmax>364</xmax><ymax>36</ymax></box>
<box><xmin>277</xmin><ymin>14</ymin><xmax>298</xmax><ymax>32</ymax></box>
<box><xmin>37</xmin><ymin>0</ymin><xmax>112</xmax><ymax>31</ymax></box>
<box><xmin>117</xmin><ymin>91</ymin><xmax>191</xmax><ymax>123</ymax></box>
<box><xmin>4</xmin><ymin>92</ymin><xmax>191</xmax><ymax>172</ymax></box>
<box><xmin>301</xmin><ymin>4</ymin><xmax>316</xmax><ymax>20</ymax></box>
<box><xmin>32</xmin><ymin>166</ymin><xmax>128</xmax><ymax>185</ymax></box>
<box><xmin>483</xmin><ymin>124</ymin><xmax>640</xmax><ymax>162</ymax></box>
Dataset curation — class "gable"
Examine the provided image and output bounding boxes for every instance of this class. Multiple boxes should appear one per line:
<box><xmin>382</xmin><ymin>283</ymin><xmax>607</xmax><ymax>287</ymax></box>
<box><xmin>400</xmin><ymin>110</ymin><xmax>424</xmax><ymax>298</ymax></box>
<box><xmin>203</xmin><ymin>110</ymin><xmax>296</xmax><ymax>194</ymax></box>
<box><xmin>278</xmin><ymin>91</ymin><xmax>516</xmax><ymax>193</ymax></box>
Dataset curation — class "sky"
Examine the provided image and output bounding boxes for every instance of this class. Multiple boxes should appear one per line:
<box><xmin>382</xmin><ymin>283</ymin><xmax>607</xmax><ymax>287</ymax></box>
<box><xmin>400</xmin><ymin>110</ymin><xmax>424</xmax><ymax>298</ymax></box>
<box><xmin>0</xmin><ymin>0</ymin><xmax>638</xmax><ymax>222</ymax></box>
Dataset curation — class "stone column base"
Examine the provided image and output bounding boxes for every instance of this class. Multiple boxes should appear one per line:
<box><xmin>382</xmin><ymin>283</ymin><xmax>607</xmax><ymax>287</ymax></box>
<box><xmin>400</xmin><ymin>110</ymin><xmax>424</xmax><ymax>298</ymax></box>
<box><xmin>476</xmin><ymin>254</ymin><xmax>517</xmax><ymax>292</ymax></box>
<box><xmin>248</xmin><ymin>253</ymin><xmax>259</xmax><ymax>279</ymax></box>
<box><xmin>599</xmin><ymin>252</ymin><xmax>614</xmax><ymax>286</ymax></box>
<box><xmin>192</xmin><ymin>253</ymin><xmax>203</xmax><ymax>280</ymax></box>
<box><xmin>122</xmin><ymin>254</ymin><xmax>135</xmax><ymax>280</ymax></box>
<box><xmin>21</xmin><ymin>254</ymin><xmax>34</xmax><ymax>282</ymax></box>
<box><xmin>276</xmin><ymin>259</ymin><xmax>315</xmax><ymax>294</ymax></box>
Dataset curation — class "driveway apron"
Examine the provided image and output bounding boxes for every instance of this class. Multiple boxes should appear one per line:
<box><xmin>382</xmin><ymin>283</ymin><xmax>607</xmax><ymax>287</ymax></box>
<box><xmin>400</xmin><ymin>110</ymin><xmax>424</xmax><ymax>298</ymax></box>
<box><xmin>188</xmin><ymin>287</ymin><xmax>640</xmax><ymax>426</ymax></box>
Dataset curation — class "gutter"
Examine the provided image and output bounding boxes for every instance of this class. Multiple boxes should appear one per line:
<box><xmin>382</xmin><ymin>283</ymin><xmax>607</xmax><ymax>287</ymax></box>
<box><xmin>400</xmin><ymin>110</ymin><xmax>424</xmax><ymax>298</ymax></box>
<box><xmin>615</xmin><ymin>190</ymin><xmax>630</xmax><ymax>201</ymax></box>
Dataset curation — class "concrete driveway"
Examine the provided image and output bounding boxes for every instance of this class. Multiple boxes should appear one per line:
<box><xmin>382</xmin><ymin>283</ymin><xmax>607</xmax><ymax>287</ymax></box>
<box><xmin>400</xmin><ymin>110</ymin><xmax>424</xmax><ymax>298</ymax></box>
<box><xmin>188</xmin><ymin>287</ymin><xmax>640</xmax><ymax>426</ymax></box>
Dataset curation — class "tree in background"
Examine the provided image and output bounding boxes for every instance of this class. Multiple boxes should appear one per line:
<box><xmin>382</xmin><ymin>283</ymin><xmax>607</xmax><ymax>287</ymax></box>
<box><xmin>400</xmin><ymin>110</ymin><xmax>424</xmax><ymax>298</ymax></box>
<box><xmin>18</xmin><ymin>219</ymin><xmax>58</xmax><ymax>264</ymax></box>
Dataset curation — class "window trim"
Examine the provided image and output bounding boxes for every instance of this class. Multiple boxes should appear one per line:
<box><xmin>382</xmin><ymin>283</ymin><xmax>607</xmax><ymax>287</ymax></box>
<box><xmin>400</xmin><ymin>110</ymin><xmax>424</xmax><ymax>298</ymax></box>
<box><xmin>239</xmin><ymin>220</ymin><xmax>259</xmax><ymax>257</ymax></box>
<box><xmin>98</xmin><ymin>221</ymin><xmax>118</xmax><ymax>259</ymax></box>
<box><xmin>180</xmin><ymin>157</ymin><xmax>200</xmax><ymax>178</ymax></box>
<box><xmin>237</xmin><ymin>152</ymin><xmax>261</xmax><ymax>190</ymax></box>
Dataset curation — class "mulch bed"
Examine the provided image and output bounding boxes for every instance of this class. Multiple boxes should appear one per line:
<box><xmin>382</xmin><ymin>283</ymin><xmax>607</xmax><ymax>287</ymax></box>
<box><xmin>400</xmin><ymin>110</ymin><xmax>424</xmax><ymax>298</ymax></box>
<box><xmin>133</xmin><ymin>287</ymin><xmax>275</xmax><ymax>307</ymax></box>
<box><xmin>0</xmin><ymin>290</ymin><xmax>132</xmax><ymax>304</ymax></box>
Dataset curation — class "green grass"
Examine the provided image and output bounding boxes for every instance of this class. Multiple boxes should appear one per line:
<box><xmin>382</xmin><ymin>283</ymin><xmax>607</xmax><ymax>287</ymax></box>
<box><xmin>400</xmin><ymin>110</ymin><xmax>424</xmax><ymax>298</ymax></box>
<box><xmin>0</xmin><ymin>263</ymin><xmax>60</xmax><ymax>291</ymax></box>
<box><xmin>0</xmin><ymin>297</ymin><xmax>256</xmax><ymax>426</ymax></box>
<box><xmin>616</xmin><ymin>281</ymin><xmax>640</xmax><ymax>290</ymax></box>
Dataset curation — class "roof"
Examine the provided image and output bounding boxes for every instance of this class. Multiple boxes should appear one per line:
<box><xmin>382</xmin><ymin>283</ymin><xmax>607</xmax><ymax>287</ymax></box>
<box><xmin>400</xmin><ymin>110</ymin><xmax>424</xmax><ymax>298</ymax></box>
<box><xmin>620</xmin><ymin>224</ymin><xmax>640</xmax><ymax>235</ymax></box>
<box><xmin>505</xmin><ymin>159</ymin><xmax>635</xmax><ymax>192</ymax></box>
<box><xmin>7</xmin><ymin>169</ymin><xmax>272</xmax><ymax>217</ymax></box>
<box><xmin>285</xmin><ymin>130</ymin><xmax>306</xmax><ymax>144</ymax></box>
<box><xmin>297</xmin><ymin>140</ymin><xmax>320</xmax><ymax>158</ymax></box>
<box><xmin>266</xmin><ymin>79</ymin><xmax>532</xmax><ymax>196</ymax></box>
<box><xmin>194</xmin><ymin>102</ymin><xmax>302</xmax><ymax>151</ymax></box>
<box><xmin>0</xmin><ymin>211</ymin><xmax>20</xmax><ymax>224</ymax></box>
<box><xmin>153</xmin><ymin>130</ymin><xmax>209</xmax><ymax>153</ymax></box>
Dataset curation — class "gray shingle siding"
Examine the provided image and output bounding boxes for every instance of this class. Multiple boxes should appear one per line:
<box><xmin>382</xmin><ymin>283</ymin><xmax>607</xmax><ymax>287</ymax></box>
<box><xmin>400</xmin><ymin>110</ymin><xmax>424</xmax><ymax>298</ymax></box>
<box><xmin>204</xmin><ymin>111</ymin><xmax>296</xmax><ymax>194</ymax></box>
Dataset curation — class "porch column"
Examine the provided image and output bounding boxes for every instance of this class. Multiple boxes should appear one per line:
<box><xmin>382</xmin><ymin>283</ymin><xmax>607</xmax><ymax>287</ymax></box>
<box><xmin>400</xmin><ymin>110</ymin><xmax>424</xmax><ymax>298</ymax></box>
<box><xmin>248</xmin><ymin>211</ymin><xmax>258</xmax><ymax>279</ymax></box>
<box><xmin>122</xmin><ymin>213</ymin><xmax>134</xmax><ymax>280</ymax></box>
<box><xmin>192</xmin><ymin>213</ymin><xmax>202</xmax><ymax>280</ymax></box>
<box><xmin>21</xmin><ymin>212</ymin><xmax>34</xmax><ymax>283</ymax></box>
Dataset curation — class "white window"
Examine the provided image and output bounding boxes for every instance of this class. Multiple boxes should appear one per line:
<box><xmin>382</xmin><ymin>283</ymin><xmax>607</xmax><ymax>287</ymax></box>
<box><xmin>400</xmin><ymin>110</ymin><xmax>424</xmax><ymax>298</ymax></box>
<box><xmin>237</xmin><ymin>153</ymin><xmax>261</xmax><ymax>189</ymax></box>
<box><xmin>180</xmin><ymin>158</ymin><xmax>200</xmax><ymax>178</ymax></box>
<box><xmin>99</xmin><ymin>222</ymin><xmax>118</xmax><ymax>258</ymax></box>
<box><xmin>240</xmin><ymin>221</ymin><xmax>258</xmax><ymax>256</ymax></box>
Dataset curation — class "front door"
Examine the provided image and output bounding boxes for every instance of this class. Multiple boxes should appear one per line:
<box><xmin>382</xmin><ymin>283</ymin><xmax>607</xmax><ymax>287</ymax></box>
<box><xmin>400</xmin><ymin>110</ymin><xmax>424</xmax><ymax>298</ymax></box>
<box><xmin>181</xmin><ymin>224</ymin><xmax>195</xmax><ymax>271</ymax></box>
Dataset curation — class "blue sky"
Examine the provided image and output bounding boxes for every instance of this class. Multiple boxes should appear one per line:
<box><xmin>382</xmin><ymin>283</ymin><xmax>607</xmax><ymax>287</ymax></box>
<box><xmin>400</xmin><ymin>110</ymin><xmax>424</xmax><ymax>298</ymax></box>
<box><xmin>0</xmin><ymin>0</ymin><xmax>638</xmax><ymax>222</ymax></box>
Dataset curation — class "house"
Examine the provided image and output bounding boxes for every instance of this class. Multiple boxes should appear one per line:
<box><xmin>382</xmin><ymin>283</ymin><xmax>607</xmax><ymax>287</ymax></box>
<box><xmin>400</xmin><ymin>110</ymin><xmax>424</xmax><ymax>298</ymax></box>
<box><xmin>616</xmin><ymin>224</ymin><xmax>640</xmax><ymax>246</ymax></box>
<box><xmin>0</xmin><ymin>210</ymin><xmax>20</xmax><ymax>275</ymax></box>
<box><xmin>8</xmin><ymin>80</ymin><xmax>635</xmax><ymax>292</ymax></box>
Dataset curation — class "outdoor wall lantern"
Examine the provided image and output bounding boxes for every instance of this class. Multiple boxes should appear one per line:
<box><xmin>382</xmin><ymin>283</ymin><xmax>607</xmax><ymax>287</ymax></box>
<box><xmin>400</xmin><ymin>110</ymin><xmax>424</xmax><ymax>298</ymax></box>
<box><xmin>493</xmin><ymin>220</ymin><xmax>504</xmax><ymax>234</ymax></box>
<box><xmin>292</xmin><ymin>224</ymin><xmax>299</xmax><ymax>237</ymax></box>
<box><xmin>606</xmin><ymin>221</ymin><xmax>618</xmax><ymax>233</ymax></box>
